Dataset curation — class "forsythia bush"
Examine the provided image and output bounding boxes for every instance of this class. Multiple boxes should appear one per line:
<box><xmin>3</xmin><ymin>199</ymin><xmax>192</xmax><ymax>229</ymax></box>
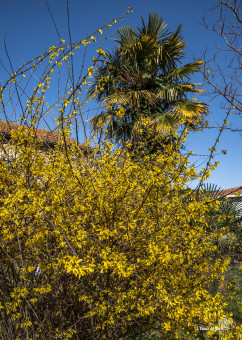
<box><xmin>0</xmin><ymin>128</ymin><xmax>241</xmax><ymax>339</ymax></box>
<box><xmin>0</xmin><ymin>8</ymin><xmax>241</xmax><ymax>338</ymax></box>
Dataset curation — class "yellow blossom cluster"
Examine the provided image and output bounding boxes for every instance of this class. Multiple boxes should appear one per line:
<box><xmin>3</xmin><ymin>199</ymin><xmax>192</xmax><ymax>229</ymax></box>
<box><xmin>0</xmin><ymin>128</ymin><xmax>240</xmax><ymax>339</ymax></box>
<box><xmin>0</xmin><ymin>5</ymin><xmax>240</xmax><ymax>337</ymax></box>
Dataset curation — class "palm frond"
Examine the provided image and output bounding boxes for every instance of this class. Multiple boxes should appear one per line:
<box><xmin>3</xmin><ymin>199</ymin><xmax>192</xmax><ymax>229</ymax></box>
<box><xmin>104</xmin><ymin>93</ymin><xmax>130</xmax><ymax>106</ymax></box>
<box><xmin>174</xmin><ymin>100</ymin><xmax>207</xmax><ymax>118</ymax></box>
<box><xmin>159</xmin><ymin>25</ymin><xmax>185</xmax><ymax>68</ymax></box>
<box><xmin>151</xmin><ymin>111</ymin><xmax>179</xmax><ymax>132</ymax></box>
<box><xmin>157</xmin><ymin>82</ymin><xmax>204</xmax><ymax>102</ymax></box>
<box><xmin>127</xmin><ymin>90</ymin><xmax>157</xmax><ymax>107</ymax></box>
<box><xmin>120</xmin><ymin>35</ymin><xmax>158</xmax><ymax>70</ymax></box>
<box><xmin>105</xmin><ymin>90</ymin><xmax>157</xmax><ymax>109</ymax></box>
<box><xmin>201</xmin><ymin>183</ymin><xmax>222</xmax><ymax>198</ymax></box>
<box><xmin>157</xmin><ymin>84</ymin><xmax>179</xmax><ymax>102</ymax></box>
<box><xmin>139</xmin><ymin>13</ymin><xmax>169</xmax><ymax>43</ymax></box>
<box><xmin>169</xmin><ymin>61</ymin><xmax>204</xmax><ymax>80</ymax></box>
<box><xmin>90</xmin><ymin>111</ymin><xmax>110</xmax><ymax>133</ymax></box>
<box><xmin>115</xmin><ymin>26</ymin><xmax>137</xmax><ymax>49</ymax></box>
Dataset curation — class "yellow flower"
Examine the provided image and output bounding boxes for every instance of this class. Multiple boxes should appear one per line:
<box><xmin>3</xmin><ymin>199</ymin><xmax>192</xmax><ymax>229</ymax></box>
<box><xmin>81</xmin><ymin>40</ymin><xmax>90</xmax><ymax>46</ymax></box>
<box><xmin>49</xmin><ymin>45</ymin><xmax>56</xmax><ymax>52</ymax></box>
<box><xmin>87</xmin><ymin>66</ymin><xmax>94</xmax><ymax>76</ymax></box>
<box><xmin>96</xmin><ymin>47</ymin><xmax>106</xmax><ymax>57</ymax></box>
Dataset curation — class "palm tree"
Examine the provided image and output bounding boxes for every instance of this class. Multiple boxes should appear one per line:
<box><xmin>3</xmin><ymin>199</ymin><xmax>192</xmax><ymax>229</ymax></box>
<box><xmin>89</xmin><ymin>14</ymin><xmax>207</xmax><ymax>148</ymax></box>
<box><xmin>200</xmin><ymin>183</ymin><xmax>242</xmax><ymax>258</ymax></box>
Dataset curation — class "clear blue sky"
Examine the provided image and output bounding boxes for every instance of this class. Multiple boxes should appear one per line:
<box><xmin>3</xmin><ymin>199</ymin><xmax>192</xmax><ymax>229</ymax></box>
<box><xmin>0</xmin><ymin>0</ymin><xmax>241</xmax><ymax>189</ymax></box>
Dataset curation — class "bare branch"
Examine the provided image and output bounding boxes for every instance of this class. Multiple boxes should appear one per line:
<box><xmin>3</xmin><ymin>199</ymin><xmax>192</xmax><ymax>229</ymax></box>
<box><xmin>201</xmin><ymin>0</ymin><xmax>241</xmax><ymax>135</ymax></box>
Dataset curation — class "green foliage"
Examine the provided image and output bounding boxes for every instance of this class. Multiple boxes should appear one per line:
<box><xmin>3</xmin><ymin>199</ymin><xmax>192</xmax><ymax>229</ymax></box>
<box><xmin>200</xmin><ymin>183</ymin><xmax>242</xmax><ymax>258</ymax></box>
<box><xmin>199</xmin><ymin>184</ymin><xmax>242</xmax><ymax>330</ymax></box>
<box><xmin>223</xmin><ymin>267</ymin><xmax>242</xmax><ymax>324</ymax></box>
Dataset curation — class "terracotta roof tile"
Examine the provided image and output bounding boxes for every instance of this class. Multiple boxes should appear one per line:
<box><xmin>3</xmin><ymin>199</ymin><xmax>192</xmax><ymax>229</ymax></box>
<box><xmin>0</xmin><ymin>121</ymin><xmax>86</xmax><ymax>148</ymax></box>
<box><xmin>219</xmin><ymin>186</ymin><xmax>242</xmax><ymax>197</ymax></box>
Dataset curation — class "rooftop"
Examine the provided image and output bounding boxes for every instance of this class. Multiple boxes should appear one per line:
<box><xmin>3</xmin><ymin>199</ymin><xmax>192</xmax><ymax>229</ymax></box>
<box><xmin>0</xmin><ymin>121</ymin><xmax>86</xmax><ymax>149</ymax></box>
<box><xmin>219</xmin><ymin>186</ymin><xmax>242</xmax><ymax>197</ymax></box>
